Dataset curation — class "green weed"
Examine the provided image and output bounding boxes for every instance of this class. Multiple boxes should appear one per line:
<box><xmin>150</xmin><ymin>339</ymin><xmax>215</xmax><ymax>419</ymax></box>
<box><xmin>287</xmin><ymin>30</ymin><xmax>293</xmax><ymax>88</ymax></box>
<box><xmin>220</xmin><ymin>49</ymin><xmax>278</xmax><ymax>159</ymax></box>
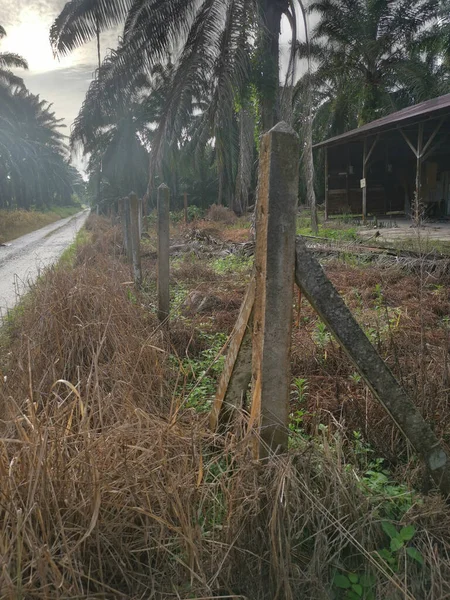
<box><xmin>175</xmin><ymin>332</ymin><xmax>227</xmax><ymax>412</ymax></box>
<box><xmin>210</xmin><ymin>253</ymin><xmax>253</xmax><ymax>274</ymax></box>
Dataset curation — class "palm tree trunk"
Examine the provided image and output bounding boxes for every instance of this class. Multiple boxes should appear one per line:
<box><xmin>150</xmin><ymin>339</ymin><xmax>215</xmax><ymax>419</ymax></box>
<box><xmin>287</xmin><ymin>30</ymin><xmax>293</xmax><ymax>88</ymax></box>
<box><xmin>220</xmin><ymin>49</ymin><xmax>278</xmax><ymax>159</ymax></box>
<box><xmin>298</xmin><ymin>1</ymin><xmax>318</xmax><ymax>233</ymax></box>
<box><xmin>95</xmin><ymin>13</ymin><xmax>103</xmax><ymax>210</ymax></box>
<box><xmin>260</xmin><ymin>0</ymin><xmax>288</xmax><ymax>131</ymax></box>
<box><xmin>304</xmin><ymin>105</ymin><xmax>318</xmax><ymax>233</ymax></box>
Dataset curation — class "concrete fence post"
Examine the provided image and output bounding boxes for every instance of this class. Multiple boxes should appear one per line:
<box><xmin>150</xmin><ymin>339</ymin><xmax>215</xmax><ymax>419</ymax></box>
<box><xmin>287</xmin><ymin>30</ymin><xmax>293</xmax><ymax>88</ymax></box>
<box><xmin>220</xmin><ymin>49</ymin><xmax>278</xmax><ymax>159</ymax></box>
<box><xmin>295</xmin><ymin>236</ymin><xmax>450</xmax><ymax>497</ymax></box>
<box><xmin>157</xmin><ymin>184</ymin><xmax>170</xmax><ymax>324</ymax></box>
<box><xmin>138</xmin><ymin>197</ymin><xmax>143</xmax><ymax>238</ymax></box>
<box><xmin>123</xmin><ymin>196</ymin><xmax>132</xmax><ymax>262</ymax></box>
<box><xmin>129</xmin><ymin>192</ymin><xmax>142</xmax><ymax>287</ymax></box>
<box><xmin>250</xmin><ymin>122</ymin><xmax>300</xmax><ymax>457</ymax></box>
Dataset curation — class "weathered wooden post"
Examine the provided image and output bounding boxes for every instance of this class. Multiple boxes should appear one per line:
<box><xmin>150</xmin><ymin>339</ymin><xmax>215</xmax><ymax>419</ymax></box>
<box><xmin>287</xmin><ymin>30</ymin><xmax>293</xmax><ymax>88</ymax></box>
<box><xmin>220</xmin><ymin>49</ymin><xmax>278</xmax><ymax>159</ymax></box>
<box><xmin>157</xmin><ymin>184</ymin><xmax>170</xmax><ymax>324</ymax></box>
<box><xmin>129</xmin><ymin>192</ymin><xmax>142</xmax><ymax>287</ymax></box>
<box><xmin>184</xmin><ymin>192</ymin><xmax>188</xmax><ymax>224</ymax></box>
<box><xmin>250</xmin><ymin>122</ymin><xmax>299</xmax><ymax>457</ymax></box>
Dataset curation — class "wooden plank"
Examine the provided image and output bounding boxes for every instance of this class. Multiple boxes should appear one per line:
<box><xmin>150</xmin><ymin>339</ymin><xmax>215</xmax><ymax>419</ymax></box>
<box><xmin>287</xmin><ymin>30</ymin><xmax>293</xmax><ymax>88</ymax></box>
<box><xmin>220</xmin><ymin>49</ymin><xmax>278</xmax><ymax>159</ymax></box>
<box><xmin>209</xmin><ymin>278</ymin><xmax>255</xmax><ymax>432</ymax></box>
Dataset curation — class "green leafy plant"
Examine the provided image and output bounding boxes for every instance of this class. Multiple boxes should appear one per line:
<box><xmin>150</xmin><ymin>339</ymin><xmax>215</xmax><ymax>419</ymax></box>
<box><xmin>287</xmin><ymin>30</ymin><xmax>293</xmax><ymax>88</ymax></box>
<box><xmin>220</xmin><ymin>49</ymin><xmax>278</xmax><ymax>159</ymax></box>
<box><xmin>210</xmin><ymin>254</ymin><xmax>253</xmax><ymax>275</ymax></box>
<box><xmin>377</xmin><ymin>522</ymin><xmax>424</xmax><ymax>568</ymax></box>
<box><xmin>175</xmin><ymin>332</ymin><xmax>227</xmax><ymax>412</ymax></box>
<box><xmin>332</xmin><ymin>571</ymin><xmax>376</xmax><ymax>600</ymax></box>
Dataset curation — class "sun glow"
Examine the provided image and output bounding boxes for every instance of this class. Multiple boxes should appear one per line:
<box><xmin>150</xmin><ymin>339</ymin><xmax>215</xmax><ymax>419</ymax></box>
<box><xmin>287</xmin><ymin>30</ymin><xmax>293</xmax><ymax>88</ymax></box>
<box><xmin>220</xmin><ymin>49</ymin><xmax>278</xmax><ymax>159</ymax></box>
<box><xmin>2</xmin><ymin>11</ymin><xmax>75</xmax><ymax>74</ymax></box>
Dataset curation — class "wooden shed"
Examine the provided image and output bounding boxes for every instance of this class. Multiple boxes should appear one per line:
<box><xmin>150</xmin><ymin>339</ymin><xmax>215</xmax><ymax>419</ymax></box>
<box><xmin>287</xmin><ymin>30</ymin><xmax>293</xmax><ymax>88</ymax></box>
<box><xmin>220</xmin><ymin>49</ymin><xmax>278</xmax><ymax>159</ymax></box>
<box><xmin>314</xmin><ymin>94</ymin><xmax>450</xmax><ymax>221</ymax></box>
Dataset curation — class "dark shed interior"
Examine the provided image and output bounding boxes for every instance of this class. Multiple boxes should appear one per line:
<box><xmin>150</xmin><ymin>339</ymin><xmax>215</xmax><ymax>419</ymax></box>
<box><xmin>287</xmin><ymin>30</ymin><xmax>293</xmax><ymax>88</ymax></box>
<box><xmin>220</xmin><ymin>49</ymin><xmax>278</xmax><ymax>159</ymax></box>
<box><xmin>314</xmin><ymin>94</ymin><xmax>450</xmax><ymax>219</ymax></box>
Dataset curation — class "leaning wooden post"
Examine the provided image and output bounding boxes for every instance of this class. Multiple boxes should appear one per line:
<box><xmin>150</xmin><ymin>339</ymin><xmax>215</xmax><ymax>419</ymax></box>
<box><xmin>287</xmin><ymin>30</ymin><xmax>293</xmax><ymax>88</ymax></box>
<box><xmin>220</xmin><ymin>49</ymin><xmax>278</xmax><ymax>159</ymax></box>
<box><xmin>249</xmin><ymin>122</ymin><xmax>299</xmax><ymax>457</ymax></box>
<box><xmin>129</xmin><ymin>192</ymin><xmax>142</xmax><ymax>287</ymax></box>
<box><xmin>295</xmin><ymin>236</ymin><xmax>450</xmax><ymax>497</ymax></box>
<box><xmin>157</xmin><ymin>184</ymin><xmax>170</xmax><ymax>324</ymax></box>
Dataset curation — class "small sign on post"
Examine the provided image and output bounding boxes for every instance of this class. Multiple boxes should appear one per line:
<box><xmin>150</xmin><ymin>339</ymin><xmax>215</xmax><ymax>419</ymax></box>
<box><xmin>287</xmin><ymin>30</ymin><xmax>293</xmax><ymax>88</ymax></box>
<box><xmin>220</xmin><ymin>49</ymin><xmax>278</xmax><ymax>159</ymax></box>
<box><xmin>158</xmin><ymin>184</ymin><xmax>170</xmax><ymax>325</ymax></box>
<box><xmin>360</xmin><ymin>178</ymin><xmax>366</xmax><ymax>188</ymax></box>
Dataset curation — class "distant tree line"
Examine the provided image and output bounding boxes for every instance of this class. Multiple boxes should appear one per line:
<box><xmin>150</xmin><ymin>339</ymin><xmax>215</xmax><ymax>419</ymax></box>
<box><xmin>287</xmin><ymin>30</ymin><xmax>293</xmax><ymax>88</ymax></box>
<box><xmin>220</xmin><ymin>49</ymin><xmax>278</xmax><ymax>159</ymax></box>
<box><xmin>0</xmin><ymin>25</ymin><xmax>84</xmax><ymax>211</ymax></box>
<box><xmin>50</xmin><ymin>0</ymin><xmax>450</xmax><ymax>214</ymax></box>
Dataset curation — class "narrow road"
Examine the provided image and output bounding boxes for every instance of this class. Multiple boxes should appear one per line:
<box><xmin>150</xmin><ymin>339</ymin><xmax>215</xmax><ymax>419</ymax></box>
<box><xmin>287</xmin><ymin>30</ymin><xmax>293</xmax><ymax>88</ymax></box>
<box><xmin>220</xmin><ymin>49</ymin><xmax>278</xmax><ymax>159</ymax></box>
<box><xmin>0</xmin><ymin>210</ymin><xmax>90</xmax><ymax>319</ymax></box>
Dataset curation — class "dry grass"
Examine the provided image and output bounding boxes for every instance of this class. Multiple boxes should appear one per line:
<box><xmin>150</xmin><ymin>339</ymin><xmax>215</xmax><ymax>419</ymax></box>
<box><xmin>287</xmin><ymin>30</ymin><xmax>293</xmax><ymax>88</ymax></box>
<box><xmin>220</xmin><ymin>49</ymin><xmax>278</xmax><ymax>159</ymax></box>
<box><xmin>1</xmin><ymin>217</ymin><xmax>450</xmax><ymax>598</ymax></box>
<box><xmin>206</xmin><ymin>204</ymin><xmax>238</xmax><ymax>225</ymax></box>
<box><xmin>0</xmin><ymin>207</ymin><xmax>80</xmax><ymax>243</ymax></box>
<box><xmin>289</xmin><ymin>259</ymin><xmax>450</xmax><ymax>473</ymax></box>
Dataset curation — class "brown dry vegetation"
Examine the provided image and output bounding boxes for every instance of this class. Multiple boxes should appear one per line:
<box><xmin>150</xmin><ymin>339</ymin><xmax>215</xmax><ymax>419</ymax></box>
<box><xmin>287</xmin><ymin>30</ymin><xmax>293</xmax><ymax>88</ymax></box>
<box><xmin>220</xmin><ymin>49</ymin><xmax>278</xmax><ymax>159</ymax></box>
<box><xmin>1</xmin><ymin>215</ymin><xmax>450</xmax><ymax>598</ymax></box>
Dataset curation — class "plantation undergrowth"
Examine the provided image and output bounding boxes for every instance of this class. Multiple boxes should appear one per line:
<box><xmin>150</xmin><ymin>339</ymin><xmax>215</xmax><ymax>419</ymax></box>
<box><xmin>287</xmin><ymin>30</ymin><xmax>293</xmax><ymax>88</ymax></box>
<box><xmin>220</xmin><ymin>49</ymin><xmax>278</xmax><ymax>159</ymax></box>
<box><xmin>1</xmin><ymin>214</ymin><xmax>450</xmax><ymax>599</ymax></box>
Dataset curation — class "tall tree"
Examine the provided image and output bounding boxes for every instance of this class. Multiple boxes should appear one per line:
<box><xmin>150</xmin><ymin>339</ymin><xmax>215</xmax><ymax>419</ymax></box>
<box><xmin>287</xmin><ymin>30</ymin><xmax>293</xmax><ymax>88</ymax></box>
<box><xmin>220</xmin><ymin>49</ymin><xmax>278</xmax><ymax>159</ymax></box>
<box><xmin>51</xmin><ymin>0</ymin><xmax>302</xmax><ymax>210</ymax></box>
<box><xmin>0</xmin><ymin>24</ymin><xmax>82</xmax><ymax>211</ymax></box>
<box><xmin>303</xmin><ymin>0</ymin><xmax>440</xmax><ymax>126</ymax></box>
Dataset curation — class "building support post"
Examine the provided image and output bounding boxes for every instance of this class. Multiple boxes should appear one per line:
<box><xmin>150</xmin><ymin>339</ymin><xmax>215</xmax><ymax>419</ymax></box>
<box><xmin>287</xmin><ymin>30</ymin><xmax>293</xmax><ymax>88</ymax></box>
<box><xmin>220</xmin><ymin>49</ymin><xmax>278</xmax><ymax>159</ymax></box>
<box><xmin>415</xmin><ymin>122</ymin><xmax>424</xmax><ymax>225</ymax></box>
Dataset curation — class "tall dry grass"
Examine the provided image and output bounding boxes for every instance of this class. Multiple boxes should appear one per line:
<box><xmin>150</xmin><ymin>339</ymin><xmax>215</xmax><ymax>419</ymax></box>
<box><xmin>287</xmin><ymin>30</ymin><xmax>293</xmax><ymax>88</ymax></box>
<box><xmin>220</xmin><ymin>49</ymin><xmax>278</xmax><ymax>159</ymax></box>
<box><xmin>1</xmin><ymin>216</ymin><xmax>450</xmax><ymax>599</ymax></box>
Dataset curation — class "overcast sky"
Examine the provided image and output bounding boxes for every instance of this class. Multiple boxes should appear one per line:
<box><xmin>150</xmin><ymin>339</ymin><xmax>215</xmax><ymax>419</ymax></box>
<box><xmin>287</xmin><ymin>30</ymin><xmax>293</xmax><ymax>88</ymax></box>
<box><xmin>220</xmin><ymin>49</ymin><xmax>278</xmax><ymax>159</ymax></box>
<box><xmin>0</xmin><ymin>1</ymin><xmax>120</xmax><ymax>129</ymax></box>
<box><xmin>0</xmin><ymin>1</ymin><xmax>300</xmax><ymax>170</ymax></box>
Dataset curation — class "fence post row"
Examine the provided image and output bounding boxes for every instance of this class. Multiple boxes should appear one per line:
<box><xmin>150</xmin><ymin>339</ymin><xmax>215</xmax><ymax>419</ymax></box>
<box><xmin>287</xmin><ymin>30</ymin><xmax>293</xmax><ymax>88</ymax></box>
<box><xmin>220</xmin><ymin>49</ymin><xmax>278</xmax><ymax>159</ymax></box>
<box><xmin>157</xmin><ymin>184</ymin><xmax>170</xmax><ymax>324</ymax></box>
<box><xmin>129</xmin><ymin>192</ymin><xmax>142</xmax><ymax>287</ymax></box>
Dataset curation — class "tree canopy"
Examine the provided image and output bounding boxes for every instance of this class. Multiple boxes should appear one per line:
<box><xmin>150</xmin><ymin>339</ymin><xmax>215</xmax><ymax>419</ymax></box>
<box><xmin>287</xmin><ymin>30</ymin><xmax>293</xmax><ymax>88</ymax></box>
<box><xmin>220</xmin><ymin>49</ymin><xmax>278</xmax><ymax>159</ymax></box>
<box><xmin>0</xmin><ymin>25</ymin><xmax>83</xmax><ymax>211</ymax></box>
<box><xmin>51</xmin><ymin>0</ymin><xmax>450</xmax><ymax>212</ymax></box>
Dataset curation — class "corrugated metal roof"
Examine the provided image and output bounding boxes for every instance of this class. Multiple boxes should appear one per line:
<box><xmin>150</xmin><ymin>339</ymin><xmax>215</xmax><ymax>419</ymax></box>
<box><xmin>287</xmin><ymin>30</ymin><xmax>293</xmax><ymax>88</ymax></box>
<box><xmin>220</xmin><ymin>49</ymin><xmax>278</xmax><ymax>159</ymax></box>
<box><xmin>313</xmin><ymin>93</ymin><xmax>450</xmax><ymax>149</ymax></box>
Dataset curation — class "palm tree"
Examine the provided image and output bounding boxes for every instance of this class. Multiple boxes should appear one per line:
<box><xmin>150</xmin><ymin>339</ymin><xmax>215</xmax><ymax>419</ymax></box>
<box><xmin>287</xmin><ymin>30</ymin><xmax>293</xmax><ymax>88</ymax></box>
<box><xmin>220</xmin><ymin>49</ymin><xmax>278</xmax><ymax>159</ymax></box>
<box><xmin>0</xmin><ymin>25</ymin><xmax>28</xmax><ymax>88</ymax></box>
<box><xmin>51</xmin><ymin>1</ymin><xmax>299</xmax><ymax>190</ymax></box>
<box><xmin>71</xmin><ymin>52</ymin><xmax>151</xmax><ymax>205</ymax></box>
<box><xmin>0</xmin><ymin>28</ymin><xmax>82</xmax><ymax>211</ymax></box>
<box><xmin>303</xmin><ymin>0</ymin><xmax>440</xmax><ymax>126</ymax></box>
<box><xmin>50</xmin><ymin>0</ymin><xmax>129</xmax><ymax>207</ymax></box>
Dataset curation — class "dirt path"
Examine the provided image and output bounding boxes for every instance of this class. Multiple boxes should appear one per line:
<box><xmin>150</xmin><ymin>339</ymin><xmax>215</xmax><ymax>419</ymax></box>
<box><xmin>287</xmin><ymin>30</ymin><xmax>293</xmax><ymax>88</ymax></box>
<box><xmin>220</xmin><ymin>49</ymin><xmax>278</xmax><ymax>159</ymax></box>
<box><xmin>0</xmin><ymin>209</ymin><xmax>89</xmax><ymax>319</ymax></box>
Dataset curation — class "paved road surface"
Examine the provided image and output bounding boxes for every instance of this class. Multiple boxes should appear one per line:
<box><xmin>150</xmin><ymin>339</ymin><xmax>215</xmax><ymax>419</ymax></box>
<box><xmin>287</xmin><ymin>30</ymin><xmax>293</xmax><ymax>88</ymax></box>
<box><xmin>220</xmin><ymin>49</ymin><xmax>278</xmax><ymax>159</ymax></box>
<box><xmin>0</xmin><ymin>210</ymin><xmax>90</xmax><ymax>319</ymax></box>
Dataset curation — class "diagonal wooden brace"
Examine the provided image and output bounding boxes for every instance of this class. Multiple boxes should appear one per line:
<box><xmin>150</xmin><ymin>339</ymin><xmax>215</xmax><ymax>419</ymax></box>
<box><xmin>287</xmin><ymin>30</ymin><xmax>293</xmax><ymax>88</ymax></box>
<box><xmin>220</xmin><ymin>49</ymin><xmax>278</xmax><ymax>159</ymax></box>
<box><xmin>209</xmin><ymin>278</ymin><xmax>255</xmax><ymax>432</ymax></box>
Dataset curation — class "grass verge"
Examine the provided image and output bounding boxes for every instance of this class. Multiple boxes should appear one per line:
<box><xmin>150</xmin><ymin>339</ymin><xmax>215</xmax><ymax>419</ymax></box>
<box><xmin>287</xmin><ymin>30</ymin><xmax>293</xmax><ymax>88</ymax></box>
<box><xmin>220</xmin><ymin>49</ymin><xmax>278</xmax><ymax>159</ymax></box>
<box><xmin>0</xmin><ymin>205</ymin><xmax>83</xmax><ymax>244</ymax></box>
